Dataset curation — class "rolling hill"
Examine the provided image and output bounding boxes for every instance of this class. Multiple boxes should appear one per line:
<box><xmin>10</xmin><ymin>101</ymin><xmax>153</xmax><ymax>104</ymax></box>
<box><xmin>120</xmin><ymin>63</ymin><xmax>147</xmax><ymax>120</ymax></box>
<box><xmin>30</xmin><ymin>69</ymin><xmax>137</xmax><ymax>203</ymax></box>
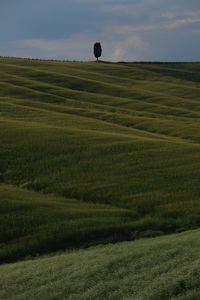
<box><xmin>1</xmin><ymin>228</ymin><xmax>200</xmax><ymax>300</ymax></box>
<box><xmin>0</xmin><ymin>58</ymin><xmax>200</xmax><ymax>262</ymax></box>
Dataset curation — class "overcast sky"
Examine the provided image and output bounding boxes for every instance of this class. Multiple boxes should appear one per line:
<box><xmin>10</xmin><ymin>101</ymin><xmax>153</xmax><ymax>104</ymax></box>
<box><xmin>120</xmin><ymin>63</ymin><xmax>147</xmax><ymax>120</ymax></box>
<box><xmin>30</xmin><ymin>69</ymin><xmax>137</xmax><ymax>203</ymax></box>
<box><xmin>0</xmin><ymin>0</ymin><xmax>200</xmax><ymax>61</ymax></box>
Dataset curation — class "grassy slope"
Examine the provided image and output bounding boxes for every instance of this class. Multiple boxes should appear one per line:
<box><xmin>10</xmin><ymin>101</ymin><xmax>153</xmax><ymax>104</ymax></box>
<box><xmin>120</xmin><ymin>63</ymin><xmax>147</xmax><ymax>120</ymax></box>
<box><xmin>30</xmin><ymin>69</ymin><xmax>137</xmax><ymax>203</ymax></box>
<box><xmin>0</xmin><ymin>184</ymin><xmax>136</xmax><ymax>263</ymax></box>
<box><xmin>0</xmin><ymin>58</ymin><xmax>200</xmax><ymax>261</ymax></box>
<box><xmin>1</xmin><ymin>229</ymin><xmax>200</xmax><ymax>300</ymax></box>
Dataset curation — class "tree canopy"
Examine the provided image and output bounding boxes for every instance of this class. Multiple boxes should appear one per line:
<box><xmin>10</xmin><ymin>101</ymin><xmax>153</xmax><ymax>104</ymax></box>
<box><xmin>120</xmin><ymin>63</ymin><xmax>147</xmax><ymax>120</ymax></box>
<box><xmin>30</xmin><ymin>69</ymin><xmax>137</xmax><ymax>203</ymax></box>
<box><xmin>94</xmin><ymin>42</ymin><xmax>102</xmax><ymax>60</ymax></box>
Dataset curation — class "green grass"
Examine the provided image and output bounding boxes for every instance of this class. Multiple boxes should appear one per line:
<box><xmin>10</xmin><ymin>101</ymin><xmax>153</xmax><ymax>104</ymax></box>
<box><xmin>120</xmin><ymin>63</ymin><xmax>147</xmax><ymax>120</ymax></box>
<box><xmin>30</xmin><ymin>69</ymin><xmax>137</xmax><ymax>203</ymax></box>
<box><xmin>1</xmin><ymin>58</ymin><xmax>200</xmax><ymax>262</ymax></box>
<box><xmin>1</xmin><ymin>229</ymin><xmax>200</xmax><ymax>300</ymax></box>
<box><xmin>0</xmin><ymin>184</ymin><xmax>137</xmax><ymax>263</ymax></box>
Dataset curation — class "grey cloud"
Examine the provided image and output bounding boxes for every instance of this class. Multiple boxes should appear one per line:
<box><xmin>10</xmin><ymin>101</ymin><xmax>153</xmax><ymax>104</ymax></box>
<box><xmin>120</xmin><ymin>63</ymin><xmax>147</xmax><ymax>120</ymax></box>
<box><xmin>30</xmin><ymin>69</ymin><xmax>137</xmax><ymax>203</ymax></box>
<box><xmin>167</xmin><ymin>18</ymin><xmax>200</xmax><ymax>29</ymax></box>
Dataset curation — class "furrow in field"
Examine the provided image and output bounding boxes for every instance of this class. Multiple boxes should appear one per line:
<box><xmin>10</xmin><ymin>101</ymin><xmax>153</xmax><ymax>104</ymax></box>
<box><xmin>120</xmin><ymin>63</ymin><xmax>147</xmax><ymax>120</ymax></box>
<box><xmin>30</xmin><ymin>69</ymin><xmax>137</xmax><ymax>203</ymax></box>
<box><xmin>1</xmin><ymin>95</ymin><xmax>200</xmax><ymax>145</ymax></box>
<box><xmin>2</xmin><ymin>73</ymin><xmax>199</xmax><ymax>122</ymax></box>
<box><xmin>1</xmin><ymin>63</ymin><xmax>200</xmax><ymax>113</ymax></box>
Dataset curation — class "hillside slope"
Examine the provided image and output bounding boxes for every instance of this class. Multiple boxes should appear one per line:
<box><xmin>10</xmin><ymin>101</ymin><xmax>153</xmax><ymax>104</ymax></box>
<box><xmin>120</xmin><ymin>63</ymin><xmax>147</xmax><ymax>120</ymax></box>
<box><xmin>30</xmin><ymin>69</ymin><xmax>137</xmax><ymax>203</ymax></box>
<box><xmin>0</xmin><ymin>58</ymin><xmax>200</xmax><ymax>261</ymax></box>
<box><xmin>1</xmin><ymin>229</ymin><xmax>200</xmax><ymax>300</ymax></box>
<box><xmin>0</xmin><ymin>184</ymin><xmax>136</xmax><ymax>263</ymax></box>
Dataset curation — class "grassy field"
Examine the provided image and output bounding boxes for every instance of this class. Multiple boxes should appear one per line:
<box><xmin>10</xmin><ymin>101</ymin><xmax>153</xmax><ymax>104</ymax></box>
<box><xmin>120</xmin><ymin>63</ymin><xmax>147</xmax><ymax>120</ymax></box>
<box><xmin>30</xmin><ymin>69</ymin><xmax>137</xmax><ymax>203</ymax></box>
<box><xmin>1</xmin><ymin>228</ymin><xmax>200</xmax><ymax>300</ymax></box>
<box><xmin>0</xmin><ymin>58</ymin><xmax>200</xmax><ymax>262</ymax></box>
<box><xmin>0</xmin><ymin>184</ymin><xmax>137</xmax><ymax>263</ymax></box>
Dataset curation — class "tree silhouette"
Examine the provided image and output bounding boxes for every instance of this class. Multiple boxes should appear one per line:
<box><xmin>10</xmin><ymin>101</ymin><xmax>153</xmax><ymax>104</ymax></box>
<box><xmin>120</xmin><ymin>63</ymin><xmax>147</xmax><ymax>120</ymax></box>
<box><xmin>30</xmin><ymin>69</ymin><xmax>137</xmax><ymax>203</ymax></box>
<box><xmin>94</xmin><ymin>42</ymin><xmax>102</xmax><ymax>61</ymax></box>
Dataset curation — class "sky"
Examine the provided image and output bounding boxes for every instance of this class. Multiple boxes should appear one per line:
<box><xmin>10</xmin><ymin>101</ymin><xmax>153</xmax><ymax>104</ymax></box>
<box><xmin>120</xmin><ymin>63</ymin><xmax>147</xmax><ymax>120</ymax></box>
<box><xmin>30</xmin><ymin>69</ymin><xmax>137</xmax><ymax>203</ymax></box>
<box><xmin>0</xmin><ymin>0</ymin><xmax>200</xmax><ymax>61</ymax></box>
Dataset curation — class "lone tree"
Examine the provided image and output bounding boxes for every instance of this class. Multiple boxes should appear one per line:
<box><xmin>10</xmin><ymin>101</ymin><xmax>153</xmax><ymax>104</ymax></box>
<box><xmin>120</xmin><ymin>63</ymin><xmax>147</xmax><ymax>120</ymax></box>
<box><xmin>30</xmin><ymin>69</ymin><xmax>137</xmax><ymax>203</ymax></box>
<box><xmin>94</xmin><ymin>42</ymin><xmax>102</xmax><ymax>61</ymax></box>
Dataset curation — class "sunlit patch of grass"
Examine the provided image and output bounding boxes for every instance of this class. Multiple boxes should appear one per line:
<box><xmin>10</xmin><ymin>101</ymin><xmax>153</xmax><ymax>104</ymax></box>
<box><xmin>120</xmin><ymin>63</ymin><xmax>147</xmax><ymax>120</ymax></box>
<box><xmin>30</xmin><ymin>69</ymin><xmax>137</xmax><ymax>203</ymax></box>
<box><xmin>1</xmin><ymin>229</ymin><xmax>200</xmax><ymax>300</ymax></box>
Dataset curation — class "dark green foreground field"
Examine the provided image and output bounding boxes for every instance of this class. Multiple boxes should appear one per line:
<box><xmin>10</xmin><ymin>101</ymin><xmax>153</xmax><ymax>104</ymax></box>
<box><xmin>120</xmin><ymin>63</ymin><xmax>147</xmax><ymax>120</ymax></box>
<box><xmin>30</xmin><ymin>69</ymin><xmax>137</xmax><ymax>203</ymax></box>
<box><xmin>0</xmin><ymin>58</ymin><xmax>200</xmax><ymax>263</ymax></box>
<box><xmin>1</xmin><ymin>229</ymin><xmax>200</xmax><ymax>300</ymax></box>
<box><xmin>1</xmin><ymin>58</ymin><xmax>200</xmax><ymax>299</ymax></box>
